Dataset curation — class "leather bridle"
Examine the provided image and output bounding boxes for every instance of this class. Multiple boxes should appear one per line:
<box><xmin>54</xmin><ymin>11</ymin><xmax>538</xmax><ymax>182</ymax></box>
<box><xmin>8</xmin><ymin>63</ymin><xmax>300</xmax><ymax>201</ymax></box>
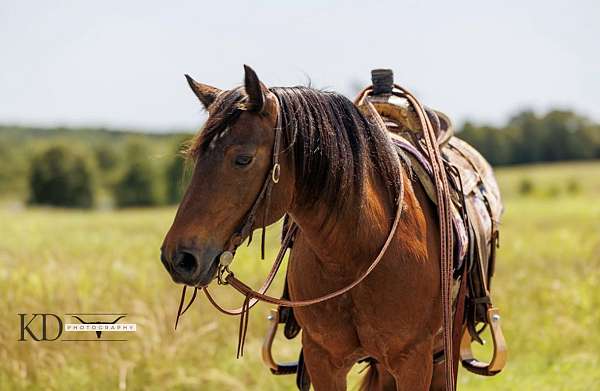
<box><xmin>218</xmin><ymin>96</ymin><xmax>284</xmax><ymax>268</ymax></box>
<box><xmin>174</xmin><ymin>95</ymin><xmax>285</xmax><ymax>330</ymax></box>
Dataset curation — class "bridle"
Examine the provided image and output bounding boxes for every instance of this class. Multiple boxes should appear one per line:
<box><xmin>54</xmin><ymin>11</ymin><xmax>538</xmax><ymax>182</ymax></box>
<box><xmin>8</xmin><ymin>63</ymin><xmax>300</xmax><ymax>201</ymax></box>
<box><xmin>174</xmin><ymin>92</ymin><xmax>405</xmax><ymax>358</ymax></box>
<box><xmin>217</xmin><ymin>99</ymin><xmax>284</xmax><ymax>269</ymax></box>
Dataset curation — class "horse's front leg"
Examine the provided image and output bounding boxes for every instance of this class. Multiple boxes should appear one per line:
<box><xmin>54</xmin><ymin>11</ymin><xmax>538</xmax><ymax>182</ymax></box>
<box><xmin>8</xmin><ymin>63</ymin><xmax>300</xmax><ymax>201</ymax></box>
<box><xmin>429</xmin><ymin>357</ymin><xmax>447</xmax><ymax>391</ymax></box>
<box><xmin>386</xmin><ymin>337</ymin><xmax>435</xmax><ymax>391</ymax></box>
<box><xmin>301</xmin><ymin>331</ymin><xmax>354</xmax><ymax>391</ymax></box>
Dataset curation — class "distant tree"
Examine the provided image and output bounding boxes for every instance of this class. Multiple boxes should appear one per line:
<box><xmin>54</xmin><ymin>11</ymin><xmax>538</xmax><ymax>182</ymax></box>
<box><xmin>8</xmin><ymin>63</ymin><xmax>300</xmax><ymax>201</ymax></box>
<box><xmin>28</xmin><ymin>144</ymin><xmax>96</xmax><ymax>208</ymax></box>
<box><xmin>113</xmin><ymin>141</ymin><xmax>162</xmax><ymax>207</ymax></box>
<box><xmin>459</xmin><ymin>122</ymin><xmax>510</xmax><ymax>165</ymax></box>
<box><xmin>165</xmin><ymin>139</ymin><xmax>192</xmax><ymax>204</ymax></box>
<box><xmin>94</xmin><ymin>143</ymin><xmax>120</xmax><ymax>172</ymax></box>
<box><xmin>580</xmin><ymin>124</ymin><xmax>600</xmax><ymax>159</ymax></box>
<box><xmin>0</xmin><ymin>141</ymin><xmax>27</xmax><ymax>195</ymax></box>
<box><xmin>543</xmin><ymin>110</ymin><xmax>600</xmax><ymax>161</ymax></box>
<box><xmin>506</xmin><ymin>111</ymin><xmax>544</xmax><ymax>164</ymax></box>
<box><xmin>458</xmin><ymin>109</ymin><xmax>600</xmax><ymax>166</ymax></box>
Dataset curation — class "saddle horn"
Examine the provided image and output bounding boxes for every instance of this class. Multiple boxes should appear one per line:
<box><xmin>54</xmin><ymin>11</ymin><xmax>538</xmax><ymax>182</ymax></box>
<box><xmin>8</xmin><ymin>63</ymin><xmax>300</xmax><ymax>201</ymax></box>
<box><xmin>371</xmin><ymin>69</ymin><xmax>394</xmax><ymax>95</ymax></box>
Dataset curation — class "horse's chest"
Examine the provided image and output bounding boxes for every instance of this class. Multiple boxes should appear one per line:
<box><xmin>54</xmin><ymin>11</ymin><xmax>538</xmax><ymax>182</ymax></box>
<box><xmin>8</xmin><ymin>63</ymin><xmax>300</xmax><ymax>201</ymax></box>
<box><xmin>287</xmin><ymin>239</ymin><xmax>436</xmax><ymax>356</ymax></box>
<box><xmin>291</xmin><ymin>275</ymin><xmax>407</xmax><ymax>339</ymax></box>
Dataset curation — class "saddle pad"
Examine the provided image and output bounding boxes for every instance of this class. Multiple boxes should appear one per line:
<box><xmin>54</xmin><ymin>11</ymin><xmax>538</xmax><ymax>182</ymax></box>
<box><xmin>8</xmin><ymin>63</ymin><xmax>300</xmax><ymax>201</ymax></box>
<box><xmin>390</xmin><ymin>132</ymin><xmax>503</xmax><ymax>287</ymax></box>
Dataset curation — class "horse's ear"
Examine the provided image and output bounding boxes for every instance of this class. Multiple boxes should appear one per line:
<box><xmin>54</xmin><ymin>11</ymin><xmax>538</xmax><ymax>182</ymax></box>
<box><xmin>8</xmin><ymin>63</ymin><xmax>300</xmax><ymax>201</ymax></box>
<box><xmin>185</xmin><ymin>74</ymin><xmax>221</xmax><ymax>109</ymax></box>
<box><xmin>243</xmin><ymin>64</ymin><xmax>266</xmax><ymax>112</ymax></box>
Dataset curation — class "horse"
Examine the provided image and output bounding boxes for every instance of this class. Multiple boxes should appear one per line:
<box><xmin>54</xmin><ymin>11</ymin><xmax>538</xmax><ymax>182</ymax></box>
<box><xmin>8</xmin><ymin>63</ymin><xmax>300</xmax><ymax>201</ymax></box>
<box><xmin>161</xmin><ymin>65</ymin><xmax>459</xmax><ymax>390</ymax></box>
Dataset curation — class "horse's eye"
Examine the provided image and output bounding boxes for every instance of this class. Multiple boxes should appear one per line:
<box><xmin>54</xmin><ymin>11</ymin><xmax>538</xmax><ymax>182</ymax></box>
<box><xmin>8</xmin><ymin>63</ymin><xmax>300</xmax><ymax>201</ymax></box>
<box><xmin>234</xmin><ymin>155</ymin><xmax>253</xmax><ymax>166</ymax></box>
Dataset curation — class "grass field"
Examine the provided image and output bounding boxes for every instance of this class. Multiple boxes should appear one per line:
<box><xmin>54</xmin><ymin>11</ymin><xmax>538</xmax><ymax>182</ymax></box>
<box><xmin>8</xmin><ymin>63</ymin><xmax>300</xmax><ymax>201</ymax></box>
<box><xmin>1</xmin><ymin>161</ymin><xmax>599</xmax><ymax>390</ymax></box>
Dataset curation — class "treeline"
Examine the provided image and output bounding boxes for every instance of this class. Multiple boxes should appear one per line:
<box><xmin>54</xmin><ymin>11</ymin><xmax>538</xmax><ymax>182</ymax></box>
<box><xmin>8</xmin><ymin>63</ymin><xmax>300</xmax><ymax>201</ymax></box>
<box><xmin>458</xmin><ymin>110</ymin><xmax>600</xmax><ymax>165</ymax></box>
<box><xmin>0</xmin><ymin>126</ymin><xmax>193</xmax><ymax>208</ymax></box>
<box><xmin>1</xmin><ymin>108</ymin><xmax>598</xmax><ymax>208</ymax></box>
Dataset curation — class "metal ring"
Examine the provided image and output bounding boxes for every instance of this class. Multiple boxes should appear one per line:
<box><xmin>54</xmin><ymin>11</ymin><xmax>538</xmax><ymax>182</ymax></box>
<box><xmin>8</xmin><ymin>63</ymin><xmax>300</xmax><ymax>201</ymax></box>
<box><xmin>271</xmin><ymin>163</ymin><xmax>281</xmax><ymax>183</ymax></box>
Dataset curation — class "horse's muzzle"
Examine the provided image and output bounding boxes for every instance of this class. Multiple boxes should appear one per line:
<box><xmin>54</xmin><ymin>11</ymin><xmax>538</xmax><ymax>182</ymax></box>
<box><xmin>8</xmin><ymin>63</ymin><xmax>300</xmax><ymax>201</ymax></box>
<box><xmin>161</xmin><ymin>246</ymin><xmax>220</xmax><ymax>287</ymax></box>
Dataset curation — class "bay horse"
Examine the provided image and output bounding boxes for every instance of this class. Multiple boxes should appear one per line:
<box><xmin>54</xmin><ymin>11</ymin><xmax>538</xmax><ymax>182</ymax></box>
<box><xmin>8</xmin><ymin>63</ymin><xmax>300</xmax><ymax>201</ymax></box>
<box><xmin>161</xmin><ymin>65</ymin><xmax>449</xmax><ymax>390</ymax></box>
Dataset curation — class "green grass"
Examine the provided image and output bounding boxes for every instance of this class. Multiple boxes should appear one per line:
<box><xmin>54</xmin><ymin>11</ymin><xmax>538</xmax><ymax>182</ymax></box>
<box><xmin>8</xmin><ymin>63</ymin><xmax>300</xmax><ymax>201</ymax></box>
<box><xmin>1</xmin><ymin>161</ymin><xmax>599</xmax><ymax>390</ymax></box>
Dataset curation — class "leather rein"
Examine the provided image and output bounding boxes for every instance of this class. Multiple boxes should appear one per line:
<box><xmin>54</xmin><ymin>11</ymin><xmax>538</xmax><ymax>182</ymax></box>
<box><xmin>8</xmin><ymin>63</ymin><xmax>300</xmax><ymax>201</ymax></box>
<box><xmin>355</xmin><ymin>85</ymin><xmax>457</xmax><ymax>391</ymax></box>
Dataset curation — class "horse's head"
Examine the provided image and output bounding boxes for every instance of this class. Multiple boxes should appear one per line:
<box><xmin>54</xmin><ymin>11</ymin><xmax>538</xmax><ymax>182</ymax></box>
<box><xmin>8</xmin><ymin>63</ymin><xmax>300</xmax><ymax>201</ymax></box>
<box><xmin>161</xmin><ymin>66</ymin><xmax>293</xmax><ymax>287</ymax></box>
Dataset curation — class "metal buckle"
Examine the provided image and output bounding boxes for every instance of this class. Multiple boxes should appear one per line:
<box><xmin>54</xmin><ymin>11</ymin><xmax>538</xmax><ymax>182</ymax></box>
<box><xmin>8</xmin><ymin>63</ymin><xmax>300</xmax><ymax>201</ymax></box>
<box><xmin>272</xmin><ymin>163</ymin><xmax>281</xmax><ymax>183</ymax></box>
<box><xmin>217</xmin><ymin>265</ymin><xmax>232</xmax><ymax>285</ymax></box>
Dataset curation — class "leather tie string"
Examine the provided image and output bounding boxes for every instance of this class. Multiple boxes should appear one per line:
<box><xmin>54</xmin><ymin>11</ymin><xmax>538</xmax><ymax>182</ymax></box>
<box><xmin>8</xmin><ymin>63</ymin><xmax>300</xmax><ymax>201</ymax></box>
<box><xmin>237</xmin><ymin>294</ymin><xmax>252</xmax><ymax>358</ymax></box>
<box><xmin>174</xmin><ymin>286</ymin><xmax>198</xmax><ymax>330</ymax></box>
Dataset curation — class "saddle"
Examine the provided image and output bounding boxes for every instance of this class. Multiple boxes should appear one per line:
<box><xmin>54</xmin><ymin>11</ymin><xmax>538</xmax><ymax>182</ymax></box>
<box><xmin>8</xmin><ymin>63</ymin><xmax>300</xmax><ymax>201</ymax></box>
<box><xmin>262</xmin><ymin>70</ymin><xmax>507</xmax><ymax>389</ymax></box>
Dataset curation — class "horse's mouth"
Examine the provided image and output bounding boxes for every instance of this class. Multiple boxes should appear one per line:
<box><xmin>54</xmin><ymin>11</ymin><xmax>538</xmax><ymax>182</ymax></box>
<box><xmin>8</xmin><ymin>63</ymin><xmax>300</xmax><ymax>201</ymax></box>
<box><xmin>168</xmin><ymin>253</ymin><xmax>220</xmax><ymax>288</ymax></box>
<box><xmin>190</xmin><ymin>255</ymin><xmax>220</xmax><ymax>288</ymax></box>
<box><xmin>195</xmin><ymin>258</ymin><xmax>220</xmax><ymax>288</ymax></box>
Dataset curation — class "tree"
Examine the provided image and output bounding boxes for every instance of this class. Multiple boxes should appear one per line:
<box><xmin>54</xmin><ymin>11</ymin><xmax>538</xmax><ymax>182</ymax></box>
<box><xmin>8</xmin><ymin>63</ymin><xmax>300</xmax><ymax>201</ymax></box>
<box><xmin>458</xmin><ymin>122</ymin><xmax>512</xmax><ymax>165</ymax></box>
<box><xmin>165</xmin><ymin>139</ymin><xmax>192</xmax><ymax>204</ymax></box>
<box><xmin>458</xmin><ymin>109</ymin><xmax>600</xmax><ymax>166</ymax></box>
<box><xmin>94</xmin><ymin>143</ymin><xmax>120</xmax><ymax>172</ymax></box>
<box><xmin>113</xmin><ymin>141</ymin><xmax>162</xmax><ymax>207</ymax></box>
<box><xmin>28</xmin><ymin>144</ymin><xmax>96</xmax><ymax>208</ymax></box>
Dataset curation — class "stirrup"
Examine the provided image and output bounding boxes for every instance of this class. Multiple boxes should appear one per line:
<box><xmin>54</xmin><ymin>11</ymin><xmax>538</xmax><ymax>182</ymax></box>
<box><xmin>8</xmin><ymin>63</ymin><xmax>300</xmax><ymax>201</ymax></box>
<box><xmin>262</xmin><ymin>308</ymin><xmax>299</xmax><ymax>375</ymax></box>
<box><xmin>460</xmin><ymin>307</ymin><xmax>508</xmax><ymax>376</ymax></box>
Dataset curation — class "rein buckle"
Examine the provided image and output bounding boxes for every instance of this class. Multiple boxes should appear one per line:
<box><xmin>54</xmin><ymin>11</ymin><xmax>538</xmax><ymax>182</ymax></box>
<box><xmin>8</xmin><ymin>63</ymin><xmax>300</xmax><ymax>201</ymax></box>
<box><xmin>217</xmin><ymin>265</ymin><xmax>232</xmax><ymax>285</ymax></box>
<box><xmin>272</xmin><ymin>163</ymin><xmax>281</xmax><ymax>183</ymax></box>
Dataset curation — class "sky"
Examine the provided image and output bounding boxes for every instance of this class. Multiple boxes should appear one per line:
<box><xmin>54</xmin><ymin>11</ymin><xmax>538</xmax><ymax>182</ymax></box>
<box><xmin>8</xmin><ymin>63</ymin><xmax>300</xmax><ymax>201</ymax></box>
<box><xmin>1</xmin><ymin>0</ymin><xmax>598</xmax><ymax>132</ymax></box>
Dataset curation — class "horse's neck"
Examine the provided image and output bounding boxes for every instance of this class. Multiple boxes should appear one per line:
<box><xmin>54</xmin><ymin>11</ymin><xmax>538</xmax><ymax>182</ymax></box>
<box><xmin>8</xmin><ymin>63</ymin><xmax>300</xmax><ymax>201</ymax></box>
<box><xmin>289</xmin><ymin>165</ymin><xmax>416</xmax><ymax>271</ymax></box>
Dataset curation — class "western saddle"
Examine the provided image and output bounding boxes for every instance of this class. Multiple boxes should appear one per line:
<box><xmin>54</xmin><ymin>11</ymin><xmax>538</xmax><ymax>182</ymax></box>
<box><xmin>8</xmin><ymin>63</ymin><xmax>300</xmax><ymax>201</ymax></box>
<box><xmin>262</xmin><ymin>69</ymin><xmax>507</xmax><ymax>389</ymax></box>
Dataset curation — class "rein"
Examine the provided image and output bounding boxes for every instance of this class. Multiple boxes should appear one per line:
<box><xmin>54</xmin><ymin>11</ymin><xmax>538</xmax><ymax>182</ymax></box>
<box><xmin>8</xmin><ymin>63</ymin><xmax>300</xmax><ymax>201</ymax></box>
<box><xmin>221</xmin><ymin>185</ymin><xmax>404</xmax><ymax>308</ymax></box>
<box><xmin>355</xmin><ymin>85</ymin><xmax>457</xmax><ymax>391</ymax></box>
<box><xmin>403</xmin><ymin>88</ymin><xmax>455</xmax><ymax>391</ymax></box>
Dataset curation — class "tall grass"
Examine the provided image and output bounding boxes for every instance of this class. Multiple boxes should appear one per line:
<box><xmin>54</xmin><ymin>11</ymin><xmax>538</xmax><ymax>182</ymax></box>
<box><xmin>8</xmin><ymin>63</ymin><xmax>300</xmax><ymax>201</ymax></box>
<box><xmin>1</xmin><ymin>161</ymin><xmax>599</xmax><ymax>390</ymax></box>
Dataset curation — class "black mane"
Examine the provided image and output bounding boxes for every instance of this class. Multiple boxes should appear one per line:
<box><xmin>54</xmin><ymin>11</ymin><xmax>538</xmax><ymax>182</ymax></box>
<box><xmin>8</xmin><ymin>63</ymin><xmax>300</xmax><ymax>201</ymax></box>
<box><xmin>189</xmin><ymin>86</ymin><xmax>402</xmax><ymax>216</ymax></box>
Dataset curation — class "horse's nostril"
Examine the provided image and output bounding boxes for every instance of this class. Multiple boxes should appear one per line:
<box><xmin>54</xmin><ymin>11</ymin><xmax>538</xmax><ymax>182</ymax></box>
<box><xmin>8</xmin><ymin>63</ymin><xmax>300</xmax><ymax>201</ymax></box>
<box><xmin>174</xmin><ymin>251</ymin><xmax>198</xmax><ymax>276</ymax></box>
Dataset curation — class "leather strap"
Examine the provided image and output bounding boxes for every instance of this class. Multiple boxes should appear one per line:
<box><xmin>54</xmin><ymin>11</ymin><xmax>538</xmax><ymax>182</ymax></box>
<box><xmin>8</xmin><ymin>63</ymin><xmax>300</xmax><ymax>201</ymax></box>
<box><xmin>222</xmin><ymin>96</ymin><xmax>284</xmax><ymax>258</ymax></box>
<box><xmin>400</xmin><ymin>86</ymin><xmax>455</xmax><ymax>391</ymax></box>
<box><xmin>452</xmin><ymin>252</ymin><xmax>469</xmax><ymax>379</ymax></box>
<box><xmin>202</xmin><ymin>223</ymin><xmax>298</xmax><ymax>316</ymax></box>
<box><xmin>356</xmin><ymin>85</ymin><xmax>456</xmax><ymax>390</ymax></box>
<box><xmin>222</xmin><ymin>183</ymin><xmax>403</xmax><ymax>307</ymax></box>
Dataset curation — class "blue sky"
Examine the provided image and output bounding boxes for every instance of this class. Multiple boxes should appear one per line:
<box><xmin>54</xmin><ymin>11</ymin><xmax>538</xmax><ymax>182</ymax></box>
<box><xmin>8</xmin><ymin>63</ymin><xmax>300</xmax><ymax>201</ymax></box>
<box><xmin>1</xmin><ymin>0</ymin><xmax>598</xmax><ymax>131</ymax></box>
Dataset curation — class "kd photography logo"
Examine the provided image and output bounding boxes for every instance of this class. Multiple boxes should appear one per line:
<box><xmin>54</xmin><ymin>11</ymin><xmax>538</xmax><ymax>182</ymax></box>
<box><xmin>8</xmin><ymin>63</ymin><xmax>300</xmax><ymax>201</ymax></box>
<box><xmin>18</xmin><ymin>313</ymin><xmax>136</xmax><ymax>342</ymax></box>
